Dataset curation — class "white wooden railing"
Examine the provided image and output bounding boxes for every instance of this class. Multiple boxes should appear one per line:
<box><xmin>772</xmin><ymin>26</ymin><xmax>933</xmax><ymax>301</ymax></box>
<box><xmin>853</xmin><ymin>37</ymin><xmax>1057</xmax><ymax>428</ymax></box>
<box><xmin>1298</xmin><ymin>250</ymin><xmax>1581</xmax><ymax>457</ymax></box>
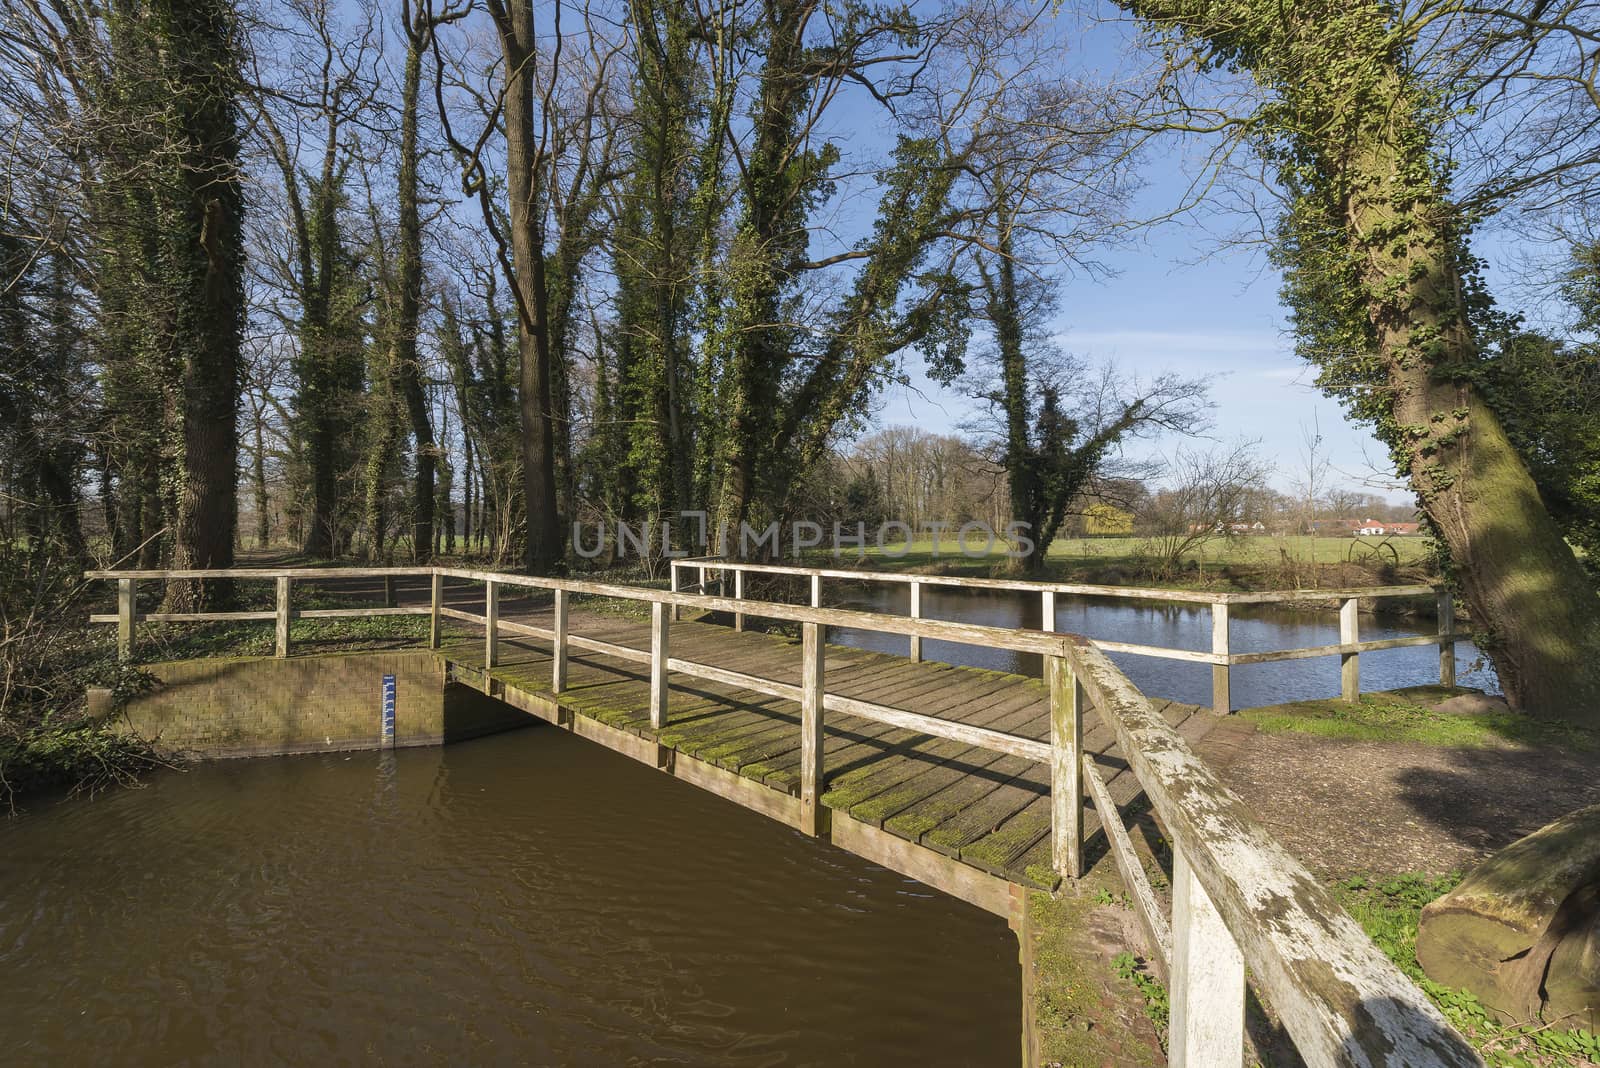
<box><xmin>670</xmin><ymin>557</ymin><xmax>1467</xmax><ymax>713</ymax></box>
<box><xmin>86</xmin><ymin>564</ymin><xmax>1481</xmax><ymax>1066</ymax></box>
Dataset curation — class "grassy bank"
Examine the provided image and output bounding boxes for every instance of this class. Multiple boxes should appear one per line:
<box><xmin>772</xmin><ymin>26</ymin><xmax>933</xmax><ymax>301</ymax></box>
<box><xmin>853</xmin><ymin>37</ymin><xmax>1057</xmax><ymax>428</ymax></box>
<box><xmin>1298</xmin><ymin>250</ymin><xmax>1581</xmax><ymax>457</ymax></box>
<box><xmin>1333</xmin><ymin>874</ymin><xmax>1600</xmax><ymax>1067</ymax></box>
<box><xmin>1240</xmin><ymin>688</ymin><xmax>1600</xmax><ymax>751</ymax></box>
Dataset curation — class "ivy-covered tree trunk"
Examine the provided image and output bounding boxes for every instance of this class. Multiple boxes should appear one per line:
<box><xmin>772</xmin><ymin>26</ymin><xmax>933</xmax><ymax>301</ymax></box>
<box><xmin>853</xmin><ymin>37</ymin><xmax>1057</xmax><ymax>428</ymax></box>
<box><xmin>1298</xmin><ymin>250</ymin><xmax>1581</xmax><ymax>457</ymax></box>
<box><xmin>1343</xmin><ymin>103</ymin><xmax>1600</xmax><ymax>722</ymax></box>
<box><xmin>156</xmin><ymin>0</ymin><xmax>243</xmax><ymax>610</ymax></box>
<box><xmin>611</xmin><ymin>0</ymin><xmax>700</xmax><ymax>523</ymax></box>
<box><xmin>395</xmin><ymin>3</ymin><xmax>435</xmax><ymax>561</ymax></box>
<box><xmin>1128</xmin><ymin>0</ymin><xmax>1600</xmax><ymax>723</ymax></box>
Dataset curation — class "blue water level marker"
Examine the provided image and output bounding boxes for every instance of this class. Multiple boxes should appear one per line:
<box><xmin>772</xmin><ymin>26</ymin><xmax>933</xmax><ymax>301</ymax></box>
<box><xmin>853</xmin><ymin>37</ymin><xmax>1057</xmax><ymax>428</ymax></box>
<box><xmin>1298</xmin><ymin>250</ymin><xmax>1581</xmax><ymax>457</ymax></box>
<box><xmin>382</xmin><ymin>674</ymin><xmax>396</xmax><ymax>742</ymax></box>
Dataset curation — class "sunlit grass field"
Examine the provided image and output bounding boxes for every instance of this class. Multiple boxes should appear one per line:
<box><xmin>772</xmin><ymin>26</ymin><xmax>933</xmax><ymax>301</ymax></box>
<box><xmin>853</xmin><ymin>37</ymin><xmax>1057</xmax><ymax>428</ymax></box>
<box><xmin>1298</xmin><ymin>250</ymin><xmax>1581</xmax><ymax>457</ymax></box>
<box><xmin>796</xmin><ymin>533</ymin><xmax>1434</xmax><ymax>588</ymax></box>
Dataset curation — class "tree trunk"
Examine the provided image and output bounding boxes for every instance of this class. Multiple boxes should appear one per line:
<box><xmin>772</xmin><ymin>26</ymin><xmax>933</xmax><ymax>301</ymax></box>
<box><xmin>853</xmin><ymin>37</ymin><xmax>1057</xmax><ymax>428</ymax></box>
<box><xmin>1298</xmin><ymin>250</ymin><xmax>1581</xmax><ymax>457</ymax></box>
<box><xmin>489</xmin><ymin>0</ymin><xmax>563</xmax><ymax>573</ymax></box>
<box><xmin>162</xmin><ymin>0</ymin><xmax>242</xmax><ymax>610</ymax></box>
<box><xmin>253</xmin><ymin>415</ymin><xmax>269</xmax><ymax>548</ymax></box>
<box><xmin>1346</xmin><ymin>81</ymin><xmax>1600</xmax><ymax>723</ymax></box>
<box><xmin>395</xmin><ymin>4</ymin><xmax>434</xmax><ymax>561</ymax></box>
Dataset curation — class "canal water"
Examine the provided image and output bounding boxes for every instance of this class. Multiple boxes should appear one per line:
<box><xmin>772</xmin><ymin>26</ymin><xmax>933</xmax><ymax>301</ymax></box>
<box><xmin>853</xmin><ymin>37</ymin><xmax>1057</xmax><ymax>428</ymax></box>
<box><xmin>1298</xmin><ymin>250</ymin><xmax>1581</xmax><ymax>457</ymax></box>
<box><xmin>827</xmin><ymin>584</ymin><xmax>1497</xmax><ymax>707</ymax></box>
<box><xmin>0</xmin><ymin>729</ymin><xmax>1019</xmax><ymax>1066</ymax></box>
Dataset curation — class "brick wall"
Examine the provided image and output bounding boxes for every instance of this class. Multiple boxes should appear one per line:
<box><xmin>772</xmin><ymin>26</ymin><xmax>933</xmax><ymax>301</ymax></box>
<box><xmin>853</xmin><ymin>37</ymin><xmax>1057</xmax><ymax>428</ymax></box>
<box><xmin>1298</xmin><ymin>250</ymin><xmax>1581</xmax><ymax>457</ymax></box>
<box><xmin>89</xmin><ymin>651</ymin><xmax>532</xmax><ymax>758</ymax></box>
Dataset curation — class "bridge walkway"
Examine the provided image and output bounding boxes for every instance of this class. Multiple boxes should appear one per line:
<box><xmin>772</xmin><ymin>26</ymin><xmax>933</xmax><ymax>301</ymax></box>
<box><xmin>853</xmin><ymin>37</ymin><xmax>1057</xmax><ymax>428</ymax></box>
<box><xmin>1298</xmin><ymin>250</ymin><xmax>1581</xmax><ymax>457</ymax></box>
<box><xmin>436</xmin><ymin>592</ymin><xmax>1212</xmax><ymax>896</ymax></box>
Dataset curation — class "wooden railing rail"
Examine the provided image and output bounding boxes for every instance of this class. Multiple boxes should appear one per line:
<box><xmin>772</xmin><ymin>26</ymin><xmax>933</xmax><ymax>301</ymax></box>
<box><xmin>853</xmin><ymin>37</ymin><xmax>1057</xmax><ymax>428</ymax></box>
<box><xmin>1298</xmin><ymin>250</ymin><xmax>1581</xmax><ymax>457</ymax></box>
<box><xmin>1066</xmin><ymin>633</ymin><xmax>1478</xmax><ymax>1066</ymax></box>
<box><xmin>85</xmin><ymin>564</ymin><xmax>1481</xmax><ymax>1066</ymax></box>
<box><xmin>673</xmin><ymin>557</ymin><xmax>1468</xmax><ymax>713</ymax></box>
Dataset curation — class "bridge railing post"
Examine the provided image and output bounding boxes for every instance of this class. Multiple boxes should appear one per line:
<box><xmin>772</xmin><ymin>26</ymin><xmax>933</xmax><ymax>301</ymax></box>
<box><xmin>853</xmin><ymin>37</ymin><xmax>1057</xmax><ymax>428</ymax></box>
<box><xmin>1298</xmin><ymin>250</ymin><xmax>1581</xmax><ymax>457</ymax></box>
<box><xmin>1170</xmin><ymin>842</ymin><xmax>1245</xmax><ymax>1067</ymax></box>
<box><xmin>117</xmin><ymin>577</ymin><xmax>136</xmax><ymax>663</ymax></box>
<box><xmin>650</xmin><ymin>599</ymin><xmax>670</xmax><ymax>728</ymax></box>
<box><xmin>384</xmin><ymin>574</ymin><xmax>396</xmax><ymax>608</ymax></box>
<box><xmin>485</xmin><ymin>579</ymin><xmax>499</xmax><ymax>669</ymax></box>
<box><xmin>275</xmin><ymin>576</ymin><xmax>291</xmax><ymax>658</ymax></box>
<box><xmin>1211</xmin><ymin>601</ymin><xmax>1230</xmax><ymax>714</ymax></box>
<box><xmin>669</xmin><ymin>561</ymin><xmax>680</xmax><ymax>622</ymax></box>
<box><xmin>1340</xmin><ymin>596</ymin><xmax>1360</xmax><ymax>702</ymax></box>
<box><xmin>733</xmin><ymin>568</ymin><xmax>744</xmax><ymax>632</ymax></box>
<box><xmin>800</xmin><ymin>620</ymin><xmax>826</xmax><ymax>836</ymax></box>
<box><xmin>810</xmin><ymin>572</ymin><xmax>821</xmax><ymax>608</ymax></box>
<box><xmin>1041</xmin><ymin>589</ymin><xmax>1056</xmax><ymax>633</ymax></box>
<box><xmin>552</xmin><ymin>587</ymin><xmax>569</xmax><ymax>694</ymax></box>
<box><xmin>1049</xmin><ymin>653</ymin><xmax>1083</xmax><ymax>880</ymax></box>
<box><xmin>908</xmin><ymin>579</ymin><xmax>922</xmax><ymax>662</ymax></box>
<box><xmin>428</xmin><ymin>571</ymin><xmax>442</xmax><ymax>650</ymax></box>
<box><xmin>1437</xmin><ymin>589</ymin><xmax>1456</xmax><ymax>688</ymax></box>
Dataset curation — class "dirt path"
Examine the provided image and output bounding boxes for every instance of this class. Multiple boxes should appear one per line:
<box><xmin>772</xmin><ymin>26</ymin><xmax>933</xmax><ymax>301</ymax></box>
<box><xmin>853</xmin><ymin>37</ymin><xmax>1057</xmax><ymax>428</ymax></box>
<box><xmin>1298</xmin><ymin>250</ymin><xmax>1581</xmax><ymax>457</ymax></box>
<box><xmin>1195</xmin><ymin>723</ymin><xmax>1600</xmax><ymax>875</ymax></box>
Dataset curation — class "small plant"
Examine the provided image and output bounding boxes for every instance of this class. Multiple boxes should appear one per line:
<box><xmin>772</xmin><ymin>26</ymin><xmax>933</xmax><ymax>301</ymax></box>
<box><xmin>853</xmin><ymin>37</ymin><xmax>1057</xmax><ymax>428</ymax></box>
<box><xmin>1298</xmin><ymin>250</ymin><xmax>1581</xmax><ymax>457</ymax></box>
<box><xmin>1112</xmin><ymin>951</ymin><xmax>1170</xmax><ymax>1038</ymax></box>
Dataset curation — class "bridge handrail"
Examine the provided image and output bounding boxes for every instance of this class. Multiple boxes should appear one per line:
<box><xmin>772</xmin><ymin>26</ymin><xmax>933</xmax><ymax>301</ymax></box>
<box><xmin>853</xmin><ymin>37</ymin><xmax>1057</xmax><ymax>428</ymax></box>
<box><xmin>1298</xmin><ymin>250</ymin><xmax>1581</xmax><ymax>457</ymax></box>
<box><xmin>84</xmin><ymin>564</ymin><xmax>1481</xmax><ymax>1066</ymax></box>
<box><xmin>669</xmin><ymin>557</ymin><xmax>1466</xmax><ymax>713</ymax></box>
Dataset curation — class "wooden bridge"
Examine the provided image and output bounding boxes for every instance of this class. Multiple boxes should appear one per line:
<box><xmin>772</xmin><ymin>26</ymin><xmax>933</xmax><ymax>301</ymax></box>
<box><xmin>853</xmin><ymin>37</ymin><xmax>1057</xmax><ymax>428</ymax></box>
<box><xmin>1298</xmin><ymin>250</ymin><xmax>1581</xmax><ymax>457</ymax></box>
<box><xmin>88</xmin><ymin>561</ymin><xmax>1482</xmax><ymax>1067</ymax></box>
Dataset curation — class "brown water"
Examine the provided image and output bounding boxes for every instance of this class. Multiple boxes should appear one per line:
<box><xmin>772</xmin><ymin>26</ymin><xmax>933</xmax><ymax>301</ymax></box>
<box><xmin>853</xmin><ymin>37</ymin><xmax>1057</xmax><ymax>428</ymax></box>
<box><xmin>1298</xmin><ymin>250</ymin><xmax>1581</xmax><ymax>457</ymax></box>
<box><xmin>0</xmin><ymin>728</ymin><xmax>1019</xmax><ymax>1066</ymax></box>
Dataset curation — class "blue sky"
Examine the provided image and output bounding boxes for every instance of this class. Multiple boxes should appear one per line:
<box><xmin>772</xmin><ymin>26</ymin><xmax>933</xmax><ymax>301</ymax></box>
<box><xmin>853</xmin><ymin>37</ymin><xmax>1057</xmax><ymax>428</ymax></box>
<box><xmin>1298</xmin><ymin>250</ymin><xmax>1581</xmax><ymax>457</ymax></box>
<box><xmin>850</xmin><ymin>7</ymin><xmax>1418</xmax><ymax>503</ymax></box>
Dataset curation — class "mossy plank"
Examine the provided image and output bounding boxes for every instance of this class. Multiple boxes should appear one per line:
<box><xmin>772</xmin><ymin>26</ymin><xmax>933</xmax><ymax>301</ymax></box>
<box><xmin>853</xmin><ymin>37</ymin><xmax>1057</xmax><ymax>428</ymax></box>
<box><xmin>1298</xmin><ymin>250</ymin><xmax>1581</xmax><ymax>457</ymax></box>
<box><xmin>826</xmin><ymin>692</ymin><xmax>1047</xmax><ymax>820</ymax></box>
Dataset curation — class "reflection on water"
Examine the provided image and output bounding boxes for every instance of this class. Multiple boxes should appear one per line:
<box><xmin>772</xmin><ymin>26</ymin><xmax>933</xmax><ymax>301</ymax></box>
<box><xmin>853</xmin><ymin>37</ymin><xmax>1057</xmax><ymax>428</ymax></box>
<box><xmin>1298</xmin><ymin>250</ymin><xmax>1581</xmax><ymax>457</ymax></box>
<box><xmin>829</xmin><ymin>584</ymin><xmax>1496</xmax><ymax>708</ymax></box>
<box><xmin>0</xmin><ymin>729</ymin><xmax>1018</xmax><ymax>1066</ymax></box>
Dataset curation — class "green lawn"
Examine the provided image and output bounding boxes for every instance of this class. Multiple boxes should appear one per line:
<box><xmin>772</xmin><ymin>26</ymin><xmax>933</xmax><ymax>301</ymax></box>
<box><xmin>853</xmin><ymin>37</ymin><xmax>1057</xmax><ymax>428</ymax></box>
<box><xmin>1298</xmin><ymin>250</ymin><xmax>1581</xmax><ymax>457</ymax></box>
<box><xmin>797</xmin><ymin>533</ymin><xmax>1434</xmax><ymax>590</ymax></box>
<box><xmin>1240</xmin><ymin>687</ymin><xmax>1600</xmax><ymax>751</ymax></box>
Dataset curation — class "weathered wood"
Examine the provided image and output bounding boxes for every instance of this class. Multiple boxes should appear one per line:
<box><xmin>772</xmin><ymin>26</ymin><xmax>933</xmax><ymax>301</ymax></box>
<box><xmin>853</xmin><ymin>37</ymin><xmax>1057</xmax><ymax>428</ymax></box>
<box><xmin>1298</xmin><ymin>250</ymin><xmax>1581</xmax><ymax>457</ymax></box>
<box><xmin>800</xmin><ymin>621</ymin><xmax>826</xmax><ymax>836</ymax></box>
<box><xmin>1092</xmin><ymin>639</ymin><xmax>1226</xmax><ymax>665</ymax></box>
<box><xmin>831</xmin><ymin>812</ymin><xmax>1014</xmax><ymax>918</ymax></box>
<box><xmin>650</xmin><ymin>600</ymin><xmax>670</xmax><ymax>728</ymax></box>
<box><xmin>1226</xmin><ymin>632</ymin><xmax>1472</xmax><ymax>665</ymax></box>
<box><xmin>429</xmin><ymin>571</ymin><xmax>443</xmax><ymax>649</ymax></box>
<box><xmin>810</xmin><ymin>573</ymin><xmax>822</xmax><ymax>608</ymax></box>
<box><xmin>1066</xmin><ymin>635</ymin><xmax>1479</xmax><ymax>1066</ymax></box>
<box><xmin>88</xmin><ymin>566</ymin><xmax>438</xmax><ymax>581</ymax></box>
<box><xmin>734</xmin><ymin>569</ymin><xmax>744</xmax><ymax>632</ymax></box>
<box><xmin>384</xmin><ymin>574</ymin><xmax>396</xmax><ymax>608</ymax></box>
<box><xmin>552</xmin><ymin>588</ymin><xmax>569</xmax><ymax>693</ymax></box>
<box><xmin>295</xmin><ymin>607</ymin><xmax>430</xmax><ymax>619</ymax></box>
<box><xmin>485</xmin><ymin>580</ymin><xmax>500</xmax><ymax>668</ymax></box>
<box><xmin>92</xmin><ymin>610</ymin><xmax>277</xmax><ymax>625</ymax></box>
<box><xmin>1211</xmin><ymin>602</ymin><xmax>1230</xmax><ymax>714</ymax></box>
<box><xmin>1049</xmin><ymin>655</ymin><xmax>1082</xmax><ymax>880</ymax></box>
<box><xmin>1340</xmin><ymin>597</ymin><xmax>1360</xmax><ymax>702</ymax></box>
<box><xmin>117</xmin><ymin>578</ymin><xmax>135</xmax><ymax>662</ymax></box>
<box><xmin>275</xmin><ymin>576</ymin><xmax>291</xmax><ymax>658</ymax></box>
<box><xmin>1082</xmin><ymin>754</ymin><xmax>1172</xmax><ymax>976</ymax></box>
<box><xmin>670</xmin><ymin>562</ymin><xmax>681</xmax><ymax>622</ymax></box>
<box><xmin>1171</xmin><ymin>844</ymin><xmax>1245</xmax><ymax>1067</ymax></box>
<box><xmin>1417</xmin><ymin>802</ymin><xmax>1600</xmax><ymax>1025</ymax></box>
<box><xmin>1041</xmin><ymin>589</ymin><xmax>1056</xmax><ymax>633</ymax></box>
<box><xmin>823</xmin><ymin>692</ymin><xmax>1050</xmax><ymax>762</ymax></box>
<box><xmin>908</xmin><ymin>579</ymin><xmax>922</xmax><ymax>662</ymax></box>
<box><xmin>1438</xmin><ymin>590</ymin><xmax>1456</xmax><ymax>688</ymax></box>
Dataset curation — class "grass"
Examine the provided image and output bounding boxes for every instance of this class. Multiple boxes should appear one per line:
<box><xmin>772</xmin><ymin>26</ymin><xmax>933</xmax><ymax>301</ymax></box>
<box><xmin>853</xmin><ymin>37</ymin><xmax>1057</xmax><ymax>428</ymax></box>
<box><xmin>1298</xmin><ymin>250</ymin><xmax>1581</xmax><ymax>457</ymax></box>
<box><xmin>1334</xmin><ymin>873</ymin><xmax>1600</xmax><ymax>1067</ymax></box>
<box><xmin>796</xmin><ymin>533</ymin><xmax>1435</xmax><ymax>591</ymax></box>
<box><xmin>135</xmin><ymin>614</ymin><xmax>435</xmax><ymax>663</ymax></box>
<box><xmin>1240</xmin><ymin>687</ymin><xmax>1600</xmax><ymax>750</ymax></box>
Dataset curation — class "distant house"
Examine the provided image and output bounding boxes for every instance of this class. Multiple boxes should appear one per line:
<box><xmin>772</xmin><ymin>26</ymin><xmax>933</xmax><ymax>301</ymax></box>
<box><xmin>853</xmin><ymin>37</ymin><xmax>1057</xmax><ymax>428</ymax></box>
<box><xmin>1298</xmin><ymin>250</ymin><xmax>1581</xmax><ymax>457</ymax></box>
<box><xmin>1344</xmin><ymin>514</ymin><xmax>1420</xmax><ymax>534</ymax></box>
